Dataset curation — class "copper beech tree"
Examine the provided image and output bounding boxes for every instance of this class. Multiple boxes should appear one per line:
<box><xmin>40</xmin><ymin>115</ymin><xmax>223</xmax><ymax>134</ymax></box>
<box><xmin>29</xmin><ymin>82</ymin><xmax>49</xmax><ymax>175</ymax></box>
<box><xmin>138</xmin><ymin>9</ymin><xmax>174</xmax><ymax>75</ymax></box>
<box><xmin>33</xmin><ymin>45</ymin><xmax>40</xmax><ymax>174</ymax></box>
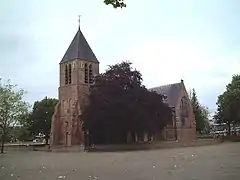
<box><xmin>82</xmin><ymin>61</ymin><xmax>172</xmax><ymax>144</ymax></box>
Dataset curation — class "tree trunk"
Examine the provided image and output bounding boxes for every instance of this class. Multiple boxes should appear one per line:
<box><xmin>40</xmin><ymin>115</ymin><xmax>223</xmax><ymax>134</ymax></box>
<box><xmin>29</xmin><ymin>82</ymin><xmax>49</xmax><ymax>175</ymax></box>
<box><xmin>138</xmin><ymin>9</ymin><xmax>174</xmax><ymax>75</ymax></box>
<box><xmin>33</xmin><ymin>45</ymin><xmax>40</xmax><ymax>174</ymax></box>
<box><xmin>131</xmin><ymin>131</ymin><xmax>136</xmax><ymax>143</ymax></box>
<box><xmin>45</xmin><ymin>136</ymin><xmax>49</xmax><ymax>145</ymax></box>
<box><xmin>227</xmin><ymin>121</ymin><xmax>231</xmax><ymax>136</ymax></box>
<box><xmin>1</xmin><ymin>133</ymin><xmax>5</xmax><ymax>154</ymax></box>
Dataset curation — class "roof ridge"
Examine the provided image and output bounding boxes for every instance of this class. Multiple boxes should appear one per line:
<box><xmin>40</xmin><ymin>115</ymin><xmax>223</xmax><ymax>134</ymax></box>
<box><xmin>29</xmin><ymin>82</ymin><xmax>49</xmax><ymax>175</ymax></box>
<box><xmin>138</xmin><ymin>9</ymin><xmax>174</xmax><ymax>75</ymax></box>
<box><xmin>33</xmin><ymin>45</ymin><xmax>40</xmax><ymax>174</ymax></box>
<box><xmin>149</xmin><ymin>82</ymin><xmax>181</xmax><ymax>89</ymax></box>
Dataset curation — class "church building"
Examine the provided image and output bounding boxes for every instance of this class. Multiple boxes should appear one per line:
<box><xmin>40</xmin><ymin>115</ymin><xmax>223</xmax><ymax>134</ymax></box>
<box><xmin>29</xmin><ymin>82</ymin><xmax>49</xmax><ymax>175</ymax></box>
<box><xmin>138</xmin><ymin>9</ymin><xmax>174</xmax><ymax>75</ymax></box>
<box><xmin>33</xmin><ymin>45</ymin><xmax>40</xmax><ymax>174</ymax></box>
<box><xmin>50</xmin><ymin>26</ymin><xmax>196</xmax><ymax>147</ymax></box>
<box><xmin>149</xmin><ymin>82</ymin><xmax>196</xmax><ymax>142</ymax></box>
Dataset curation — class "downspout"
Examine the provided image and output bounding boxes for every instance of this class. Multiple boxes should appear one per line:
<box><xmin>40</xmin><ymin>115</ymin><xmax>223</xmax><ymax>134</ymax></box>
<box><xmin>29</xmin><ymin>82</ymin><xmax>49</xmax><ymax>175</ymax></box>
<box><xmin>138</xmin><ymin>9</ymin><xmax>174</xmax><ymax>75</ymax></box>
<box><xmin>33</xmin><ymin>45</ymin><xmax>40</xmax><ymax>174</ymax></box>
<box><xmin>172</xmin><ymin>107</ymin><xmax>178</xmax><ymax>141</ymax></box>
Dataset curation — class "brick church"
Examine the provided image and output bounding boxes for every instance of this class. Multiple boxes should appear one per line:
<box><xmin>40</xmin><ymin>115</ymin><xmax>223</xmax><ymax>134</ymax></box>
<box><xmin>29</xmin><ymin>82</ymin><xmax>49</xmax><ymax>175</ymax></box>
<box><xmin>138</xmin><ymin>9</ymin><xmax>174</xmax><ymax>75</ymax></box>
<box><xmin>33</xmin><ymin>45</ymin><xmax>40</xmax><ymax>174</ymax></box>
<box><xmin>50</xmin><ymin>26</ymin><xmax>196</xmax><ymax>147</ymax></box>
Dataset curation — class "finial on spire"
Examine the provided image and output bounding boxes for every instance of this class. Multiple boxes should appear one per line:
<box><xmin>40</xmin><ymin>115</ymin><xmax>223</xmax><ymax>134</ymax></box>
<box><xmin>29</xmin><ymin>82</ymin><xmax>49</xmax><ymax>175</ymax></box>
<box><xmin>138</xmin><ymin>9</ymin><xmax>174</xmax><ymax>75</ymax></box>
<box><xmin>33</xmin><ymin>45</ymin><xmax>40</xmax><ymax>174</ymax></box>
<box><xmin>78</xmin><ymin>15</ymin><xmax>81</xmax><ymax>29</ymax></box>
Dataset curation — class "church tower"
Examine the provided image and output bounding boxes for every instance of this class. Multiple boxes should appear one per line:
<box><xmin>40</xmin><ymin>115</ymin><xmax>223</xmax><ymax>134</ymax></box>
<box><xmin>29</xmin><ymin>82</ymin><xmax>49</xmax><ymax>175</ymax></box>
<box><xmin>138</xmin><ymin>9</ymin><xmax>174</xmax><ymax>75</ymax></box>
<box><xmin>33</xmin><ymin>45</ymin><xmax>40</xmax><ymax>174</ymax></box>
<box><xmin>50</xmin><ymin>25</ymin><xmax>99</xmax><ymax>147</ymax></box>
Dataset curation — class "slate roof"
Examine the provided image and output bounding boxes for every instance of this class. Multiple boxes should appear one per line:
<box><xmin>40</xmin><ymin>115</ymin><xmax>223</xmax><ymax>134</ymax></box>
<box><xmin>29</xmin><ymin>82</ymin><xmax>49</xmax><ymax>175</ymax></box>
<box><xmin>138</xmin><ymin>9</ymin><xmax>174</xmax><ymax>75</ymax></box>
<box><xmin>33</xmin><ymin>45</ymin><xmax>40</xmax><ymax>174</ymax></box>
<box><xmin>148</xmin><ymin>82</ymin><xmax>182</xmax><ymax>107</ymax></box>
<box><xmin>61</xmin><ymin>28</ymin><xmax>99</xmax><ymax>63</ymax></box>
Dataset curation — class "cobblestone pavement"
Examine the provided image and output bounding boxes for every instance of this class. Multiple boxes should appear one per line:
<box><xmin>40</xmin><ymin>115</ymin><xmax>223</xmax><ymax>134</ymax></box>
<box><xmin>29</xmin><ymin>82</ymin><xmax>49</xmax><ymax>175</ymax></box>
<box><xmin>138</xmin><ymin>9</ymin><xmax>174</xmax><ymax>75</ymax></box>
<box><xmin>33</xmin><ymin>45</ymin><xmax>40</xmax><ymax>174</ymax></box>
<box><xmin>0</xmin><ymin>142</ymin><xmax>240</xmax><ymax>180</ymax></box>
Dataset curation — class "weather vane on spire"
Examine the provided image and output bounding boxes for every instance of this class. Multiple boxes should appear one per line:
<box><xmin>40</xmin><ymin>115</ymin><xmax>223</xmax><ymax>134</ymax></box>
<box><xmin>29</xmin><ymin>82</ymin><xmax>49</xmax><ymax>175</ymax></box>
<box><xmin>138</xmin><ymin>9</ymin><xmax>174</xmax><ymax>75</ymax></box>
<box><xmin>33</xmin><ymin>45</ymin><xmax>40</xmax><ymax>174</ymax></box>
<box><xmin>78</xmin><ymin>15</ymin><xmax>81</xmax><ymax>29</ymax></box>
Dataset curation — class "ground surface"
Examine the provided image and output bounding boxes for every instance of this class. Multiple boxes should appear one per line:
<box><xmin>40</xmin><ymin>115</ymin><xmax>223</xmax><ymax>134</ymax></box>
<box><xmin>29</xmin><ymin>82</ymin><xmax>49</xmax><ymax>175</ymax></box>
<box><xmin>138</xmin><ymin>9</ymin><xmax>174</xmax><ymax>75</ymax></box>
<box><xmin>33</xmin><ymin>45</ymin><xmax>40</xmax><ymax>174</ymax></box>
<box><xmin>0</xmin><ymin>142</ymin><xmax>240</xmax><ymax>180</ymax></box>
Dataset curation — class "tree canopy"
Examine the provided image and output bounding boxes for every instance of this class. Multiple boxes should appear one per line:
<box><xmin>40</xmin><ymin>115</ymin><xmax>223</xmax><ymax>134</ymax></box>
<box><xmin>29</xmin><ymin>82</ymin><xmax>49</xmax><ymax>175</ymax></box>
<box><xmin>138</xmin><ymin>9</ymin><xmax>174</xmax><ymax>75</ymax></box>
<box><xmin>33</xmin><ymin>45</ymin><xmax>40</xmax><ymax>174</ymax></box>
<box><xmin>0</xmin><ymin>79</ymin><xmax>29</xmax><ymax>153</ymax></box>
<box><xmin>189</xmin><ymin>89</ymin><xmax>209</xmax><ymax>133</ymax></box>
<box><xmin>28</xmin><ymin>97</ymin><xmax>58</xmax><ymax>144</ymax></box>
<box><xmin>82</xmin><ymin>61</ymin><xmax>172</xmax><ymax>144</ymax></box>
<box><xmin>215</xmin><ymin>74</ymin><xmax>240</xmax><ymax>130</ymax></box>
<box><xmin>104</xmin><ymin>0</ymin><xmax>126</xmax><ymax>8</ymax></box>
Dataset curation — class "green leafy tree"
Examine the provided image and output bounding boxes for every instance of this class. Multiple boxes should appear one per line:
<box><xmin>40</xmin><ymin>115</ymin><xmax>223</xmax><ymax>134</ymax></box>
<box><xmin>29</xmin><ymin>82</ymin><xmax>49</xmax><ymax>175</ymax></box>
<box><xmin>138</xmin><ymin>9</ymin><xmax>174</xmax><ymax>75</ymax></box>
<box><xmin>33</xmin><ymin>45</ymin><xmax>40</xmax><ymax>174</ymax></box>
<box><xmin>12</xmin><ymin>113</ymin><xmax>33</xmax><ymax>142</ymax></box>
<box><xmin>104</xmin><ymin>0</ymin><xmax>126</xmax><ymax>8</ymax></box>
<box><xmin>0</xmin><ymin>79</ymin><xmax>29</xmax><ymax>153</ymax></box>
<box><xmin>82</xmin><ymin>61</ymin><xmax>172</xmax><ymax>144</ymax></box>
<box><xmin>14</xmin><ymin>126</ymin><xmax>32</xmax><ymax>141</ymax></box>
<box><xmin>215</xmin><ymin>74</ymin><xmax>240</xmax><ymax>135</ymax></box>
<box><xmin>29</xmin><ymin>97</ymin><xmax>58</xmax><ymax>144</ymax></box>
<box><xmin>189</xmin><ymin>89</ymin><xmax>209</xmax><ymax>133</ymax></box>
<box><xmin>5</xmin><ymin>125</ymin><xmax>31</xmax><ymax>143</ymax></box>
<box><xmin>200</xmin><ymin>105</ymin><xmax>210</xmax><ymax>133</ymax></box>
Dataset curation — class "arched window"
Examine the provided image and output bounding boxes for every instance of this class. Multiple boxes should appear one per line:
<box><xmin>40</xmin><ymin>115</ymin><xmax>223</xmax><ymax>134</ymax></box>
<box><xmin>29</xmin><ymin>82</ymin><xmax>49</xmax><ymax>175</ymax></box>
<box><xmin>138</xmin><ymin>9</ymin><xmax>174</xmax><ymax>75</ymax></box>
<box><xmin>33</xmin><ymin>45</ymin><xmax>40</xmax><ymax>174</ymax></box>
<box><xmin>68</xmin><ymin>64</ymin><xmax>72</xmax><ymax>84</ymax></box>
<box><xmin>89</xmin><ymin>64</ymin><xmax>93</xmax><ymax>84</ymax></box>
<box><xmin>180</xmin><ymin>96</ymin><xmax>189</xmax><ymax>126</ymax></box>
<box><xmin>84</xmin><ymin>63</ymin><xmax>88</xmax><ymax>83</ymax></box>
<box><xmin>65</xmin><ymin>65</ymin><xmax>68</xmax><ymax>85</ymax></box>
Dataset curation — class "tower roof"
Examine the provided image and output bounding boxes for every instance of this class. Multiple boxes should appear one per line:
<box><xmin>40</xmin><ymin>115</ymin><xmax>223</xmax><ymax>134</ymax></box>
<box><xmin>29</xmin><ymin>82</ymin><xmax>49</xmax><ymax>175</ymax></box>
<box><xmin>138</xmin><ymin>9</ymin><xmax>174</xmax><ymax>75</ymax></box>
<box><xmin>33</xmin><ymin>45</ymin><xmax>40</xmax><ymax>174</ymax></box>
<box><xmin>60</xmin><ymin>28</ymin><xmax>99</xmax><ymax>63</ymax></box>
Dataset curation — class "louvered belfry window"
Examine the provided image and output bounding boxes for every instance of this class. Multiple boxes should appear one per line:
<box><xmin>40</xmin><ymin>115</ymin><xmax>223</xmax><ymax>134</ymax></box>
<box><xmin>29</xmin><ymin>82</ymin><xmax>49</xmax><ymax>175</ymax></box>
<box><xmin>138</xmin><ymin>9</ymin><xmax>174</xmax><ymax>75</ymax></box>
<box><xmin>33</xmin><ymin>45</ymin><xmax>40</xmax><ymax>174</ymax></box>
<box><xmin>68</xmin><ymin>64</ymin><xmax>72</xmax><ymax>84</ymax></box>
<box><xmin>65</xmin><ymin>64</ymin><xmax>68</xmax><ymax>85</ymax></box>
<box><xmin>89</xmin><ymin>64</ymin><xmax>93</xmax><ymax>84</ymax></box>
<box><xmin>84</xmin><ymin>63</ymin><xmax>89</xmax><ymax>83</ymax></box>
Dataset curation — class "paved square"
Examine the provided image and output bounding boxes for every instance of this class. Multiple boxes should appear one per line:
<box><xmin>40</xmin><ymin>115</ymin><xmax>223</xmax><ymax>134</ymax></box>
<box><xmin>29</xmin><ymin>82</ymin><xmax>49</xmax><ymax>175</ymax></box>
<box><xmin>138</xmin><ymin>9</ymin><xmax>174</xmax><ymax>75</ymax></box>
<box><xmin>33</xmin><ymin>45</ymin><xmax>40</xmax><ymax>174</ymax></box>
<box><xmin>0</xmin><ymin>143</ymin><xmax>240</xmax><ymax>180</ymax></box>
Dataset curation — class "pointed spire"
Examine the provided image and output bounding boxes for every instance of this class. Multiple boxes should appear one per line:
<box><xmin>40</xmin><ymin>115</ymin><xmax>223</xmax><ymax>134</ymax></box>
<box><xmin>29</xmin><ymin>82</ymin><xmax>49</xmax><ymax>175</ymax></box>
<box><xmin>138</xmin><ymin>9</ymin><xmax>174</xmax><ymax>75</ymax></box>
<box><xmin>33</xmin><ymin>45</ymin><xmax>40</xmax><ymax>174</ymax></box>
<box><xmin>60</xmin><ymin>19</ymin><xmax>99</xmax><ymax>63</ymax></box>
<box><xmin>78</xmin><ymin>15</ymin><xmax>81</xmax><ymax>30</ymax></box>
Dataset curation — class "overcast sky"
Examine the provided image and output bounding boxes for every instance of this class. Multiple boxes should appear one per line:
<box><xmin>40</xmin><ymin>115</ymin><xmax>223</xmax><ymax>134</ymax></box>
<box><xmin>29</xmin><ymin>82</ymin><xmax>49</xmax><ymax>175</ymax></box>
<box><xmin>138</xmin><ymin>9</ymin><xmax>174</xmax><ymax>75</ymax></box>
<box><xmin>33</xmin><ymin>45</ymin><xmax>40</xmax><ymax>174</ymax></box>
<box><xmin>0</xmin><ymin>0</ymin><xmax>240</xmax><ymax>114</ymax></box>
